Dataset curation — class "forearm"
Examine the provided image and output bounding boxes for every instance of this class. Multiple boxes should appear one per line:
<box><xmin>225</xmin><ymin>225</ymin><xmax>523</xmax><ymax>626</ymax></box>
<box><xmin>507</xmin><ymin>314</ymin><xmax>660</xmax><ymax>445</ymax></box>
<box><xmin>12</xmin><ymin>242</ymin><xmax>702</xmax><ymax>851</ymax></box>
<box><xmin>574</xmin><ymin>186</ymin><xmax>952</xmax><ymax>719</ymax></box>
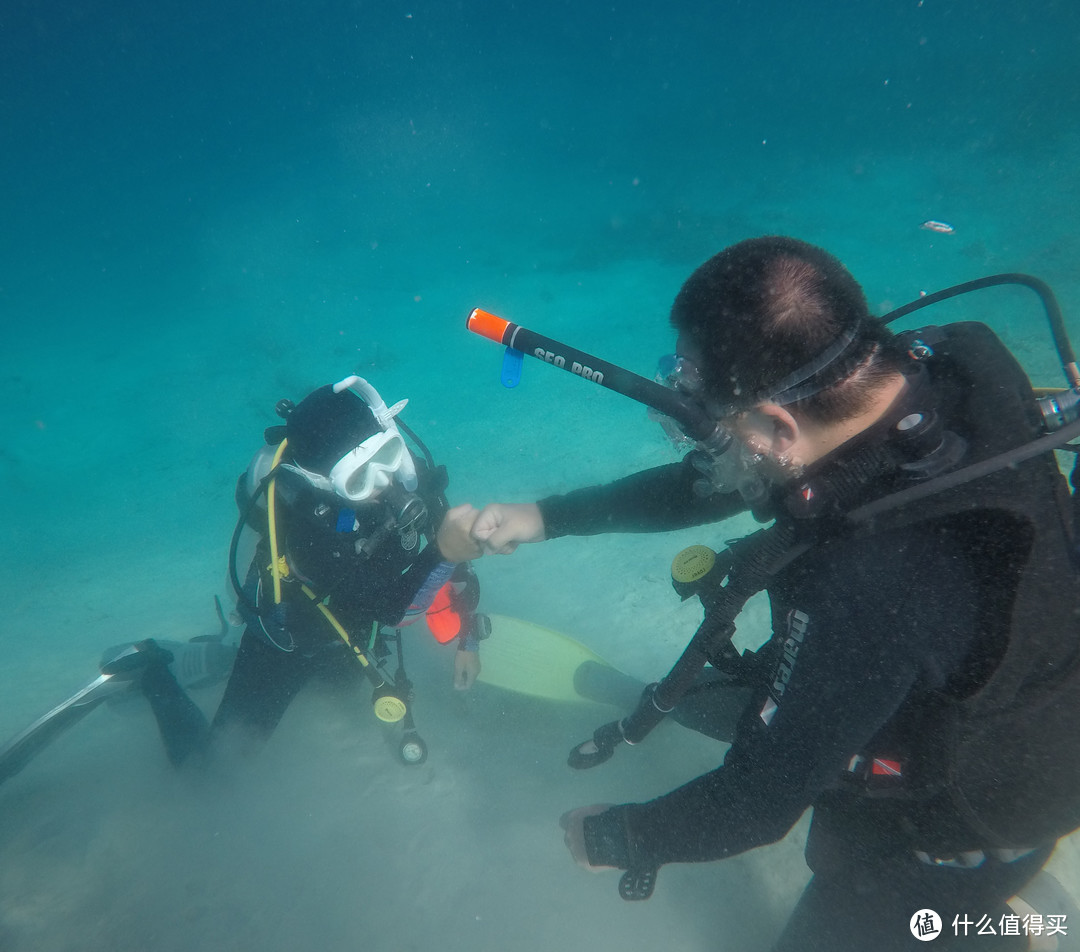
<box><xmin>584</xmin><ymin>765</ymin><xmax>809</xmax><ymax>870</ymax></box>
<box><xmin>380</xmin><ymin>544</ymin><xmax>451</xmax><ymax>624</ymax></box>
<box><xmin>583</xmin><ymin>640</ymin><xmax>925</xmax><ymax>869</ymax></box>
<box><xmin>538</xmin><ymin>457</ymin><xmax>745</xmax><ymax>539</ymax></box>
<box><xmin>451</xmin><ymin>563</ymin><xmax>485</xmax><ymax>652</ymax></box>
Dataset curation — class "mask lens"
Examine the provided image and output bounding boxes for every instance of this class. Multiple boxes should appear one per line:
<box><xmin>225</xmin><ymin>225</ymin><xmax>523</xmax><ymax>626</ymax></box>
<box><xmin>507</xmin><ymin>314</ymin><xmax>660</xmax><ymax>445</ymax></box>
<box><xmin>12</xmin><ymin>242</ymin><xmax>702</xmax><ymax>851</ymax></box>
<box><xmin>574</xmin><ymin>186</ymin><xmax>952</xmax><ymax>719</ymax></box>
<box><xmin>331</xmin><ymin>430</ymin><xmax>407</xmax><ymax>501</ymax></box>
<box><xmin>656</xmin><ymin>353</ymin><xmax>680</xmax><ymax>381</ymax></box>
<box><xmin>656</xmin><ymin>354</ymin><xmax>704</xmax><ymax>395</ymax></box>
<box><xmin>653</xmin><ymin>354</ymin><xmax>708</xmax><ymax>449</ymax></box>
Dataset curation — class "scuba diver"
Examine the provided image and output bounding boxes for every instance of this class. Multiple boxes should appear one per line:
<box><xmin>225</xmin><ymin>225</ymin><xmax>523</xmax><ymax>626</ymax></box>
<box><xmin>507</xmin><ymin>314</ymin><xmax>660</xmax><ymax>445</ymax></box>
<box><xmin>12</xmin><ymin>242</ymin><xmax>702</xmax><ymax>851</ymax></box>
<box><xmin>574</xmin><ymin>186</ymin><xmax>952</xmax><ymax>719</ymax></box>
<box><xmin>108</xmin><ymin>374</ymin><xmax>485</xmax><ymax>768</ymax></box>
<box><xmin>466</xmin><ymin>236</ymin><xmax>1080</xmax><ymax>950</ymax></box>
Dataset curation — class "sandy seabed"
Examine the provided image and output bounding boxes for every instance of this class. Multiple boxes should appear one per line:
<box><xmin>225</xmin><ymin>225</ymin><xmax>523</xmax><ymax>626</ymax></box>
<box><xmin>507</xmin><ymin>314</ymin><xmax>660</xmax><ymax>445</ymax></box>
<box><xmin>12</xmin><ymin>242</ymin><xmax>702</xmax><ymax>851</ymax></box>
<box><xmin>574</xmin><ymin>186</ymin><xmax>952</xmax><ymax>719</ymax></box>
<box><xmin>4</xmin><ymin>144</ymin><xmax>1080</xmax><ymax>950</ymax></box>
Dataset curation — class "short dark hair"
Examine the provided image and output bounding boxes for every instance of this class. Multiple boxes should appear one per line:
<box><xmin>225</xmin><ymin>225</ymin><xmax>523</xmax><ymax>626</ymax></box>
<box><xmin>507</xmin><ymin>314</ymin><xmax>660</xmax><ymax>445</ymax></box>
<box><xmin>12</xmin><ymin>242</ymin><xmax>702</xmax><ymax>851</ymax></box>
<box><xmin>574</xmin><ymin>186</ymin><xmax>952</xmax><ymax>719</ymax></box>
<box><xmin>670</xmin><ymin>236</ymin><xmax>901</xmax><ymax>423</ymax></box>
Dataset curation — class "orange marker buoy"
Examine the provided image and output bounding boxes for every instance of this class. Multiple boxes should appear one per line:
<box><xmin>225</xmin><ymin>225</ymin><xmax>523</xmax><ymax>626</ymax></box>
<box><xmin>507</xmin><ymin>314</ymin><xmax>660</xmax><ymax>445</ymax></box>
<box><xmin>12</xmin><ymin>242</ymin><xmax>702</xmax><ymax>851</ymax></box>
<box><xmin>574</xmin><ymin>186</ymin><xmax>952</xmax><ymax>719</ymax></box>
<box><xmin>426</xmin><ymin>583</ymin><xmax>462</xmax><ymax>643</ymax></box>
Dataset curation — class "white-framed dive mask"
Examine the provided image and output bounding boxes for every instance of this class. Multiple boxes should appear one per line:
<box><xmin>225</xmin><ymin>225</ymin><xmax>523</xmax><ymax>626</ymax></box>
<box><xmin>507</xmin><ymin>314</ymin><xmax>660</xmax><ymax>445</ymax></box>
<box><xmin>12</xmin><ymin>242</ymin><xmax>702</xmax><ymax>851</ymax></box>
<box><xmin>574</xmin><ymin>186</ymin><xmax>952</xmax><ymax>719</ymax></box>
<box><xmin>331</xmin><ymin>374</ymin><xmax>418</xmax><ymax>493</ymax></box>
<box><xmin>285</xmin><ymin>428</ymin><xmax>412</xmax><ymax>503</ymax></box>
<box><xmin>327</xmin><ymin>427</ymin><xmax>410</xmax><ymax>502</ymax></box>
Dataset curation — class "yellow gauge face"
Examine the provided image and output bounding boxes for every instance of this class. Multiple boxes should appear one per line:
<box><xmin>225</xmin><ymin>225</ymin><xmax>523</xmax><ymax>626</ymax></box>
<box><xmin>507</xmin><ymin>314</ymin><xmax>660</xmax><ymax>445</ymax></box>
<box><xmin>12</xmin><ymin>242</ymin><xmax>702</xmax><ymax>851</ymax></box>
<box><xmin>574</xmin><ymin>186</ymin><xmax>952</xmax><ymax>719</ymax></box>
<box><xmin>373</xmin><ymin>694</ymin><xmax>407</xmax><ymax>723</ymax></box>
<box><xmin>671</xmin><ymin>545</ymin><xmax>716</xmax><ymax>584</ymax></box>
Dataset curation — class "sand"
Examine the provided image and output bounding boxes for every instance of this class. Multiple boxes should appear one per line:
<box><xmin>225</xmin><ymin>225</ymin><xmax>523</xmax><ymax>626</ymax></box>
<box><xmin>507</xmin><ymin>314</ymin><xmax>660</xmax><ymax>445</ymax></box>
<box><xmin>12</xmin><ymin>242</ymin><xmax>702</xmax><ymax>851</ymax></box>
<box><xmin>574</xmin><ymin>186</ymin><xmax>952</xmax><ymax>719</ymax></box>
<box><xmin>3</xmin><ymin>2</ymin><xmax>1080</xmax><ymax>949</ymax></box>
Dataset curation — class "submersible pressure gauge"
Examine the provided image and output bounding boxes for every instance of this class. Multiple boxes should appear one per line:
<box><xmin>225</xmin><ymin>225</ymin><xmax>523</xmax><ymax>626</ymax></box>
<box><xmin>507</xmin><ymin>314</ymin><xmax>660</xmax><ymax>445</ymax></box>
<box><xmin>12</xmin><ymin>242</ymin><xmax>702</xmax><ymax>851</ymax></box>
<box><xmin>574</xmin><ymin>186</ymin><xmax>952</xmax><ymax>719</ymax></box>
<box><xmin>399</xmin><ymin>732</ymin><xmax>428</xmax><ymax>766</ymax></box>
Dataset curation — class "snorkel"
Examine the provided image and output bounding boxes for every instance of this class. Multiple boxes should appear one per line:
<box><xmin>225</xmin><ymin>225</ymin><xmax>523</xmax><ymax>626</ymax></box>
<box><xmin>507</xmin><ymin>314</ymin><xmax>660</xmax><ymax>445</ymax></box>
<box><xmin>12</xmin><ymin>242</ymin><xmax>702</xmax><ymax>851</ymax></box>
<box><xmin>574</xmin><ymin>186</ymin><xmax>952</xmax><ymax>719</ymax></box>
<box><xmin>468</xmin><ymin>273</ymin><xmax>1080</xmax><ymax>459</ymax></box>
<box><xmin>466</xmin><ymin>307</ymin><xmax>770</xmax><ymax>504</ymax></box>
<box><xmin>466</xmin><ymin>309</ymin><xmax>792</xmax><ymax>508</ymax></box>
<box><xmin>466</xmin><ymin>308</ymin><xmax>718</xmax><ymax>442</ymax></box>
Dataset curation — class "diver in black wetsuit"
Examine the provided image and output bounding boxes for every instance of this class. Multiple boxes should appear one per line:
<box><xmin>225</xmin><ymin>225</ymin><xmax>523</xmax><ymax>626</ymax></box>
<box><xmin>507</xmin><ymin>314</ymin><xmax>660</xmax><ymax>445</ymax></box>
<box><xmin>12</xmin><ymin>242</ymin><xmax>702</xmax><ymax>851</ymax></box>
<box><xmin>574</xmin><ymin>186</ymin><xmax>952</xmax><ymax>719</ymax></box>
<box><xmin>110</xmin><ymin>376</ymin><xmax>484</xmax><ymax>767</ymax></box>
<box><xmin>470</xmin><ymin>237</ymin><xmax>1080</xmax><ymax>950</ymax></box>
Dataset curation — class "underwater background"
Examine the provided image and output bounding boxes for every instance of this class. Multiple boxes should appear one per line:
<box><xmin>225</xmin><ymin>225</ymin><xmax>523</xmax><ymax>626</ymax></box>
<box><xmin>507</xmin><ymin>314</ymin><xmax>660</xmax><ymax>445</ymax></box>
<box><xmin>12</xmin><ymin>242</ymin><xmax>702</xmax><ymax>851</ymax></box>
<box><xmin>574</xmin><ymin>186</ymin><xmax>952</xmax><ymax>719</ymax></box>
<box><xmin>2</xmin><ymin>1</ymin><xmax>1080</xmax><ymax>949</ymax></box>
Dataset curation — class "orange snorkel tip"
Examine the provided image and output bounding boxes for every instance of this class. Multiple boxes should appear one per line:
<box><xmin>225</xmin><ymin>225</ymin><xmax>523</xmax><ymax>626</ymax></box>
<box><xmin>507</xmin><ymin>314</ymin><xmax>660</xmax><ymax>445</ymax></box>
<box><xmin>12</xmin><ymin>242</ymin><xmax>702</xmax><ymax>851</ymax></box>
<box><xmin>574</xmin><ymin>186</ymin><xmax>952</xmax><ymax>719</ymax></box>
<box><xmin>466</xmin><ymin>307</ymin><xmax>513</xmax><ymax>345</ymax></box>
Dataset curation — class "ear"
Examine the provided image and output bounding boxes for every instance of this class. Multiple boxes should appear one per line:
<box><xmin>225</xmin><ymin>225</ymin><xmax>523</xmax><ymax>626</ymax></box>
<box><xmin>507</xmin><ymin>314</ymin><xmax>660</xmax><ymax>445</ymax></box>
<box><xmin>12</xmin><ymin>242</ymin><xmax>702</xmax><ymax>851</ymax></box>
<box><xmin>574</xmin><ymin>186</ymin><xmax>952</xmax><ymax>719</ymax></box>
<box><xmin>740</xmin><ymin>403</ymin><xmax>801</xmax><ymax>456</ymax></box>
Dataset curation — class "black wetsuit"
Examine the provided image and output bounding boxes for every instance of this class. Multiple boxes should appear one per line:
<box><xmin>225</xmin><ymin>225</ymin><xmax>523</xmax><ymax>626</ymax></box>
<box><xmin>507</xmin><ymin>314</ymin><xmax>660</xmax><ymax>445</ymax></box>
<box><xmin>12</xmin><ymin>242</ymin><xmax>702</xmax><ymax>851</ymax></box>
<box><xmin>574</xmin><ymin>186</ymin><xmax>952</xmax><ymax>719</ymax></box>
<box><xmin>537</xmin><ymin>326</ymin><xmax>1080</xmax><ymax>950</ymax></box>
<box><xmin>141</xmin><ymin>461</ymin><xmax>470</xmax><ymax>765</ymax></box>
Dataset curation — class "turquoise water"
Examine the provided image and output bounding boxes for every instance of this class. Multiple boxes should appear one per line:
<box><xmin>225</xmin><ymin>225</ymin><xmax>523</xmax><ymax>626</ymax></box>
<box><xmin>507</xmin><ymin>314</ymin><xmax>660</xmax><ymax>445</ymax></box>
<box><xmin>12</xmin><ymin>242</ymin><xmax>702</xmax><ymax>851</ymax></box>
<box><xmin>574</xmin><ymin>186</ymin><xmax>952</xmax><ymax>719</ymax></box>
<box><xmin>2</xmin><ymin>2</ymin><xmax>1079</xmax><ymax>950</ymax></box>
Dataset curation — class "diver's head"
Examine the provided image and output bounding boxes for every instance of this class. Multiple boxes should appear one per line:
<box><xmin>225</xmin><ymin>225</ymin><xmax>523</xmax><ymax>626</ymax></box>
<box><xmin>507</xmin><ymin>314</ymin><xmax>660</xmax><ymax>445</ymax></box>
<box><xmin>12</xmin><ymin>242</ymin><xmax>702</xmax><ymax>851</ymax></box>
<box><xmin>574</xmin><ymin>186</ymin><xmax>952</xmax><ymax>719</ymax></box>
<box><xmin>661</xmin><ymin>237</ymin><xmax>908</xmax><ymax>495</ymax></box>
<box><xmin>281</xmin><ymin>377</ymin><xmax>416</xmax><ymax>503</ymax></box>
<box><xmin>669</xmin><ymin>236</ymin><xmax>900</xmax><ymax>426</ymax></box>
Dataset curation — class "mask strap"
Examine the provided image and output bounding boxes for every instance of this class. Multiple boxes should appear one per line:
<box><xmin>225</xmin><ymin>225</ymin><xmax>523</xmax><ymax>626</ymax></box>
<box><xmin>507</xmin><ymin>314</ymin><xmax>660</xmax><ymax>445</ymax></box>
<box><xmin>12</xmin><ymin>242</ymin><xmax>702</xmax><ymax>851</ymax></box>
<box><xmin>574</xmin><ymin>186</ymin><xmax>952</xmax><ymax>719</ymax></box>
<box><xmin>278</xmin><ymin>461</ymin><xmax>338</xmax><ymax>495</ymax></box>
<box><xmin>760</xmin><ymin>322</ymin><xmax>862</xmax><ymax>407</ymax></box>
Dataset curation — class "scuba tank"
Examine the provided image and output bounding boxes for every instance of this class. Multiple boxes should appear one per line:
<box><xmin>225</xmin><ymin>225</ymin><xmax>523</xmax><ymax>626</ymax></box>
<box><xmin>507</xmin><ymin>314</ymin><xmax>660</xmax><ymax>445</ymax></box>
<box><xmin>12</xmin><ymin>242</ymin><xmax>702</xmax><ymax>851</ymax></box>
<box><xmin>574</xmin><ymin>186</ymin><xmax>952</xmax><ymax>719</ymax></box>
<box><xmin>223</xmin><ymin>442</ymin><xmax>277</xmax><ymax>627</ymax></box>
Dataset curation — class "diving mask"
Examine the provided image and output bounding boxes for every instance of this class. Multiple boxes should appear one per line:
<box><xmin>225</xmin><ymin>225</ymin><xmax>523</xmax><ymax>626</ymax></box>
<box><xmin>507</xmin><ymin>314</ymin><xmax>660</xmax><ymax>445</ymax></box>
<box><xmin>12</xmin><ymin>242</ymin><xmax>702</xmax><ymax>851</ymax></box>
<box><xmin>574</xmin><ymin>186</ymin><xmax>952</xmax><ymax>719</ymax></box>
<box><xmin>649</xmin><ymin>354</ymin><xmax>705</xmax><ymax>450</ymax></box>
<box><xmin>652</xmin><ymin>320</ymin><xmax>865</xmax><ymax>502</ymax></box>
<box><xmin>653</xmin><ymin>352</ymin><xmax>768</xmax><ymax>504</ymax></box>
<box><xmin>287</xmin><ymin>428</ymin><xmax>410</xmax><ymax>503</ymax></box>
<box><xmin>328</xmin><ymin>428</ymin><xmax>409</xmax><ymax>502</ymax></box>
<box><xmin>331</xmin><ymin>374</ymin><xmax>419</xmax><ymax>493</ymax></box>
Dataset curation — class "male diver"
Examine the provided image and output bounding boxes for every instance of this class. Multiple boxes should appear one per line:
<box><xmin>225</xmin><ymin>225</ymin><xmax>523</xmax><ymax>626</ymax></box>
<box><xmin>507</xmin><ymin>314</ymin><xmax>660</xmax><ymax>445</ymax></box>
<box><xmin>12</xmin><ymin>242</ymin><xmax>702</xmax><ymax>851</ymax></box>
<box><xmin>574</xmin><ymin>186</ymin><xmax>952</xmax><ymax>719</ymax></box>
<box><xmin>110</xmin><ymin>375</ymin><xmax>484</xmax><ymax>768</ymax></box>
<box><xmin>469</xmin><ymin>236</ymin><xmax>1080</xmax><ymax>949</ymax></box>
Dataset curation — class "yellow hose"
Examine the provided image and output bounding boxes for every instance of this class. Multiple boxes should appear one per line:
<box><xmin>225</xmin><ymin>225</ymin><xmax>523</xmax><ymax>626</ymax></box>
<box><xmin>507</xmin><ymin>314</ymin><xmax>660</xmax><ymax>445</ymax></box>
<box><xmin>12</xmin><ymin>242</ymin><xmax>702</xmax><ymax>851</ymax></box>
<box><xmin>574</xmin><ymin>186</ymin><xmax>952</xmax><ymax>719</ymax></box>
<box><xmin>266</xmin><ymin>439</ymin><xmax>290</xmax><ymax>604</ymax></box>
<box><xmin>267</xmin><ymin>439</ymin><xmax>381</xmax><ymax>683</ymax></box>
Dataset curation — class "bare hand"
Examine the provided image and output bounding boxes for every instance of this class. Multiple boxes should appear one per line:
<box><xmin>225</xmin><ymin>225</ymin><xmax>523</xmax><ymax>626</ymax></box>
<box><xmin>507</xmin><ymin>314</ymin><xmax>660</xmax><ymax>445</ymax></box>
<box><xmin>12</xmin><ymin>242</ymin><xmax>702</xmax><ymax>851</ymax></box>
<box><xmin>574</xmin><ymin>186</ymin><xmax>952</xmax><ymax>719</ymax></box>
<box><xmin>470</xmin><ymin>503</ymin><xmax>546</xmax><ymax>555</ymax></box>
<box><xmin>453</xmin><ymin>649</ymin><xmax>480</xmax><ymax>691</ymax></box>
<box><xmin>436</xmin><ymin>504</ymin><xmax>484</xmax><ymax>562</ymax></box>
<box><xmin>559</xmin><ymin>804</ymin><xmax>616</xmax><ymax>871</ymax></box>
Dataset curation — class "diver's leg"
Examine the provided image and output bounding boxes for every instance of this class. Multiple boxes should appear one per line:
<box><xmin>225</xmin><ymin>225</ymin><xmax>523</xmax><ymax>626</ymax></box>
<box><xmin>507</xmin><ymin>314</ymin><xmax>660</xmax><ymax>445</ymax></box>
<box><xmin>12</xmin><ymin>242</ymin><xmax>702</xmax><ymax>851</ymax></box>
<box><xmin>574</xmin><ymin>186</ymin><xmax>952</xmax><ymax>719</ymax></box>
<box><xmin>669</xmin><ymin>669</ymin><xmax>754</xmax><ymax>743</ymax></box>
<box><xmin>208</xmin><ymin>631</ymin><xmax>312</xmax><ymax>752</ymax></box>
<box><xmin>774</xmin><ymin>858</ymin><xmax>1049</xmax><ymax>951</ymax></box>
<box><xmin>104</xmin><ymin>640</ymin><xmax>211</xmax><ymax>767</ymax></box>
<box><xmin>773</xmin><ymin>816</ymin><xmax>1051</xmax><ymax>951</ymax></box>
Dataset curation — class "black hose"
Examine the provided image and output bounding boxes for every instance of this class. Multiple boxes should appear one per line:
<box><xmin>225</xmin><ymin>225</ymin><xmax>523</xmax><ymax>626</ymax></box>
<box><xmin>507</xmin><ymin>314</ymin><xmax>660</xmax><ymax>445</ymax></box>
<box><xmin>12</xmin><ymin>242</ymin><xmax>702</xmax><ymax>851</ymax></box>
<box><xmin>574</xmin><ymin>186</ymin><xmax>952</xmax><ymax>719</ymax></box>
<box><xmin>396</xmin><ymin>416</ymin><xmax>435</xmax><ymax>470</ymax></box>
<box><xmin>879</xmin><ymin>273</ymin><xmax>1076</xmax><ymax>383</ymax></box>
<box><xmin>228</xmin><ymin>474</ymin><xmax>273</xmax><ymax>617</ymax></box>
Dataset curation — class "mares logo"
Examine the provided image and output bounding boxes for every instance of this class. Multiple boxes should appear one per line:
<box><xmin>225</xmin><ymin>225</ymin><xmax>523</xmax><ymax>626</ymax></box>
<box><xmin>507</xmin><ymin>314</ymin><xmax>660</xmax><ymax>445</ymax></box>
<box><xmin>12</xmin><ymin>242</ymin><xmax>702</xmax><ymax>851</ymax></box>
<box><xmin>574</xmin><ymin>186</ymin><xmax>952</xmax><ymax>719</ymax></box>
<box><xmin>761</xmin><ymin>610</ymin><xmax>810</xmax><ymax>725</ymax></box>
<box><xmin>770</xmin><ymin>609</ymin><xmax>809</xmax><ymax>702</ymax></box>
<box><xmin>532</xmin><ymin>348</ymin><xmax>605</xmax><ymax>384</ymax></box>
